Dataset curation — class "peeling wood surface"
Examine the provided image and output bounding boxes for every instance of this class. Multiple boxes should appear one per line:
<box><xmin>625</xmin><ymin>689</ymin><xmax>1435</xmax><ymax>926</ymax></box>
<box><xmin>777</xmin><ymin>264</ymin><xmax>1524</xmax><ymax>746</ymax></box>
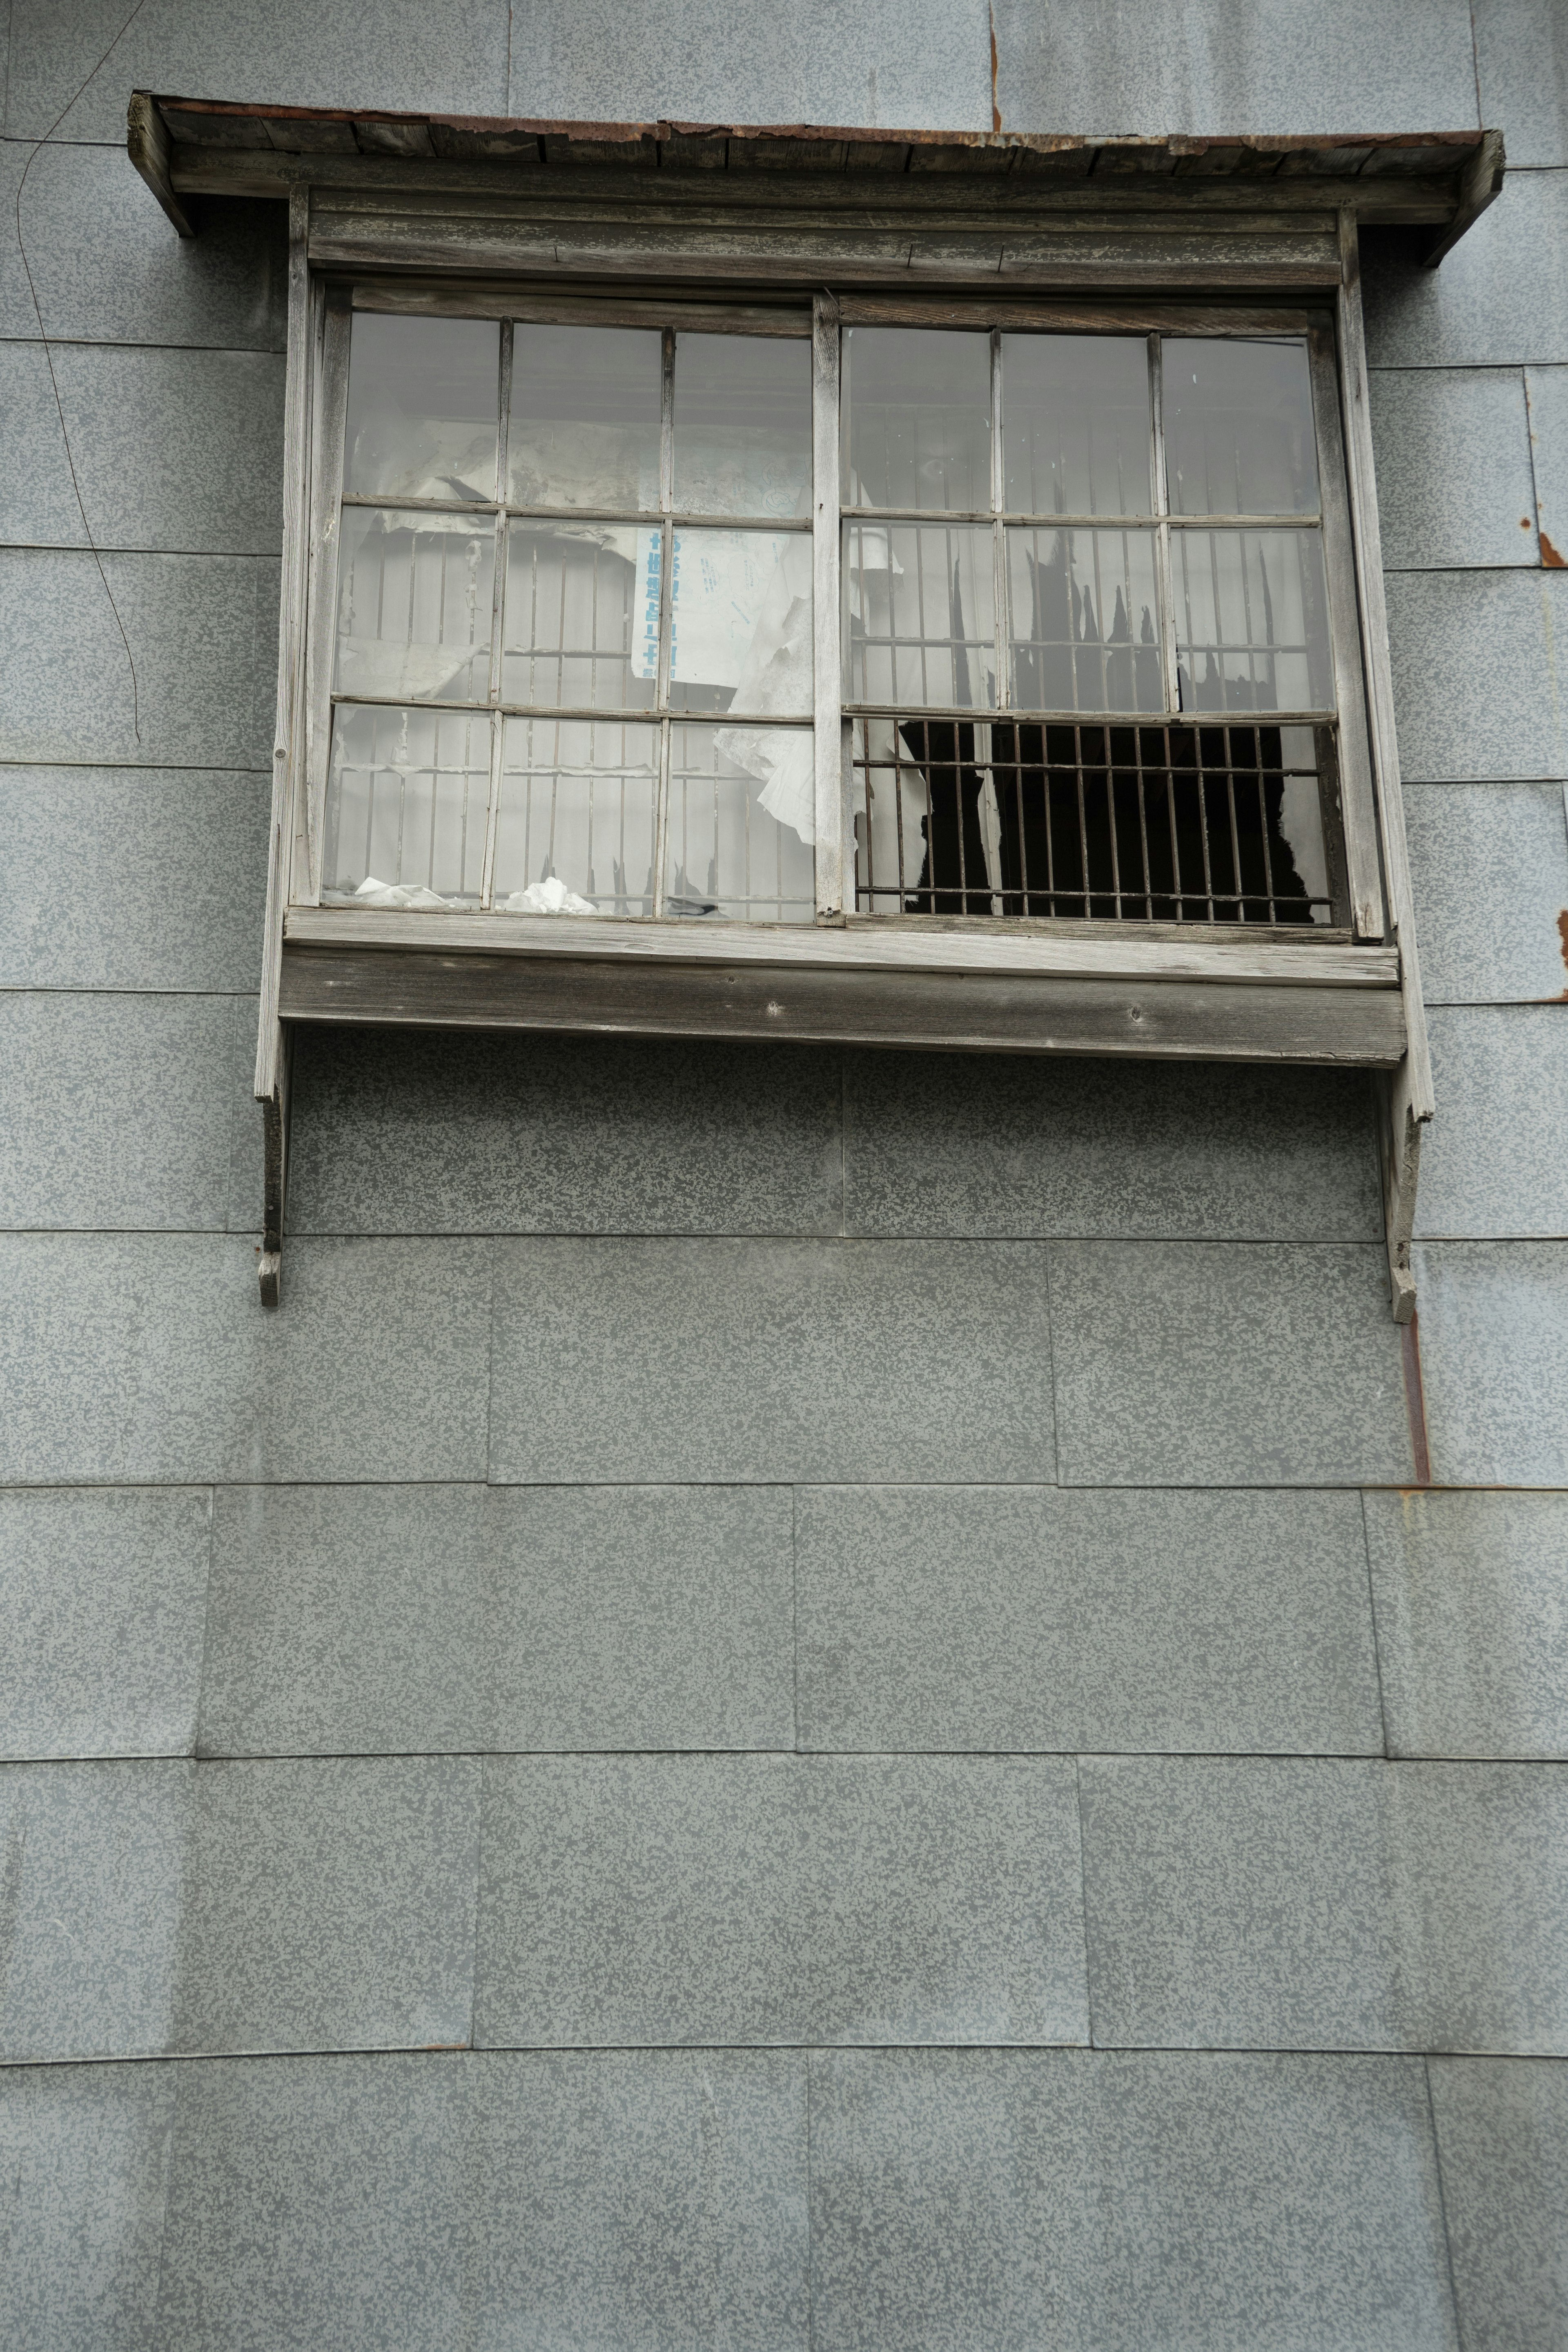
<box><xmin>283</xmin><ymin>904</ymin><xmax>1399</xmax><ymax>990</ymax></box>
<box><xmin>277</xmin><ymin>942</ymin><xmax>1407</xmax><ymax>1065</ymax></box>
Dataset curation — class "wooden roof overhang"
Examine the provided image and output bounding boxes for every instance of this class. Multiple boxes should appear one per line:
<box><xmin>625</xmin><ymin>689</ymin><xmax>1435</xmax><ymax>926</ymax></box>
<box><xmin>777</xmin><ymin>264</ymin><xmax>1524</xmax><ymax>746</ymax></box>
<box><xmin>129</xmin><ymin>94</ymin><xmax>1504</xmax><ymax>283</ymax></box>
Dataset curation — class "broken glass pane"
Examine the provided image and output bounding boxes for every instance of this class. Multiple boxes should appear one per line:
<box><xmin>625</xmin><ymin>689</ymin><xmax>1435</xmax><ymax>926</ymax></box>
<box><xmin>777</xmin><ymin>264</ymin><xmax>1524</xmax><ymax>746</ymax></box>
<box><xmin>666</xmin><ymin>528</ymin><xmax>813</xmax><ymax>716</ymax></box>
<box><xmin>844</xmin><ymin>521</ymin><xmax>997</xmax><ymax>708</ymax></box>
<box><xmin>502</xmin><ymin>524</ymin><xmax>657</xmax><ymax>710</ymax></box>
<box><xmin>343</xmin><ymin>314</ymin><xmax>499</xmax><ymax>503</ymax></box>
<box><xmin>494</xmin><ymin>716</ymin><xmax>659</xmax><ymax>913</ymax></box>
<box><xmin>334</xmin><ymin>509</ymin><xmax>494</xmax><ymax>703</ymax></box>
<box><xmin>510</xmin><ymin>324</ymin><xmax>662</xmax><ymax>512</ymax></box>
<box><xmin>1007</xmin><ymin>527</ymin><xmax>1164</xmax><ymax>714</ymax></box>
<box><xmin>664</xmin><ymin>721</ymin><xmax>816</xmax><ymax>920</ymax></box>
<box><xmin>323</xmin><ymin>702</ymin><xmax>491</xmax><ymax>903</ymax></box>
<box><xmin>1002</xmin><ymin>334</ymin><xmax>1154</xmax><ymax>517</ymax></box>
<box><xmin>673</xmin><ymin>334</ymin><xmax>811</xmax><ymax>518</ymax></box>
<box><xmin>1173</xmin><ymin>527</ymin><xmax>1333</xmax><ymax>712</ymax></box>
<box><xmin>842</xmin><ymin>328</ymin><xmax>991</xmax><ymax>512</ymax></box>
<box><xmin>1164</xmin><ymin>338</ymin><xmax>1320</xmax><ymax>516</ymax></box>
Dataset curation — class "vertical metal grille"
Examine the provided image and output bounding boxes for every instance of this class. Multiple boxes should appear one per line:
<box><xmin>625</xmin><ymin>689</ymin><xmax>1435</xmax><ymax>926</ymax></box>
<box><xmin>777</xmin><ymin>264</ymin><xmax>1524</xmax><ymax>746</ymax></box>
<box><xmin>853</xmin><ymin>719</ymin><xmax>1336</xmax><ymax>924</ymax></box>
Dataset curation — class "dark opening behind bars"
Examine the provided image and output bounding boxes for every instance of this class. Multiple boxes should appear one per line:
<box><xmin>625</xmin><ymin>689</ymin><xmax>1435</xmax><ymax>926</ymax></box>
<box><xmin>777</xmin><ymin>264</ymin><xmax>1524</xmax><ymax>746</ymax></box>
<box><xmin>853</xmin><ymin>720</ymin><xmax>1338</xmax><ymax>924</ymax></box>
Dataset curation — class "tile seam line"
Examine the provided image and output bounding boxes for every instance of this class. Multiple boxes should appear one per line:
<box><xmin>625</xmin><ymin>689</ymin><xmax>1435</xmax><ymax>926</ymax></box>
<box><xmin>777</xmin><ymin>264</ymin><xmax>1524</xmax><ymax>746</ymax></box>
<box><xmin>1425</xmin><ymin>2050</ymin><xmax>1470</xmax><ymax>2351</ymax></box>
<box><xmin>0</xmin><ymin>335</ymin><xmax>284</xmax><ymax>353</ymax></box>
<box><xmin>0</xmin><ymin>542</ymin><xmax>285</xmax><ymax>557</ymax></box>
<box><xmin>0</xmin><ymin>1228</ymin><xmax>1410</xmax><ymax>1243</ymax></box>
<box><xmin>3</xmin><ymin>2039</ymin><xmax>1550</xmax><ymax>2068</ymax></box>
<box><xmin>16</xmin><ymin>1746</ymin><xmax>1536</xmax><ymax>1766</ymax></box>
<box><xmin>5</xmin><ymin>1477</ymin><xmax>1561</xmax><ymax>1495</ymax></box>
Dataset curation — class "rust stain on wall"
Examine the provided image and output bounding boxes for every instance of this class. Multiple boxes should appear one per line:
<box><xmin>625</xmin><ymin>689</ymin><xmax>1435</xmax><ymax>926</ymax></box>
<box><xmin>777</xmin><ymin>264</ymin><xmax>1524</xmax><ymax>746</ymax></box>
<box><xmin>1558</xmin><ymin>907</ymin><xmax>1568</xmax><ymax>971</ymax></box>
<box><xmin>1541</xmin><ymin>529</ymin><xmax>1566</xmax><ymax>568</ymax></box>
<box><xmin>989</xmin><ymin>7</ymin><xmax>1002</xmax><ymax>132</ymax></box>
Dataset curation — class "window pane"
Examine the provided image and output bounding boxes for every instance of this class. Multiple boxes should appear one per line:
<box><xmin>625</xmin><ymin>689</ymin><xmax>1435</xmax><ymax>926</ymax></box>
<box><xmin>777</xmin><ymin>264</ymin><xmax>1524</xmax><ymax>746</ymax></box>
<box><xmin>842</xmin><ymin>328</ymin><xmax>991</xmax><ymax>512</ymax></box>
<box><xmin>494</xmin><ymin>716</ymin><xmax>659</xmax><ymax>913</ymax></box>
<box><xmin>844</xmin><ymin>521</ymin><xmax>997</xmax><ymax>708</ymax></box>
<box><xmin>509</xmin><ymin>325</ymin><xmax>662</xmax><ymax>512</ymax></box>
<box><xmin>343</xmin><ymin>314</ymin><xmax>499</xmax><ymax>502</ymax></box>
<box><xmin>673</xmin><ymin>334</ymin><xmax>811</xmax><ymax>518</ymax></box>
<box><xmin>502</xmin><ymin>524</ymin><xmax>657</xmax><ymax>711</ymax></box>
<box><xmin>335</xmin><ymin>509</ymin><xmax>494</xmax><ymax>703</ymax></box>
<box><xmin>668</xmin><ymin>528</ymin><xmax>813</xmax><ymax>716</ymax></box>
<box><xmin>1173</xmin><ymin>527</ymin><xmax>1333</xmax><ymax>712</ymax></box>
<box><xmin>1007</xmin><ymin>527</ymin><xmax>1164</xmax><ymax>714</ymax></box>
<box><xmin>323</xmin><ymin>703</ymin><xmax>490</xmax><ymax>904</ymax></box>
<box><xmin>664</xmin><ymin>722</ymin><xmax>816</xmax><ymax>921</ymax></box>
<box><xmin>853</xmin><ymin>713</ymin><xmax>1004</xmax><ymax>917</ymax></box>
<box><xmin>1164</xmin><ymin>338</ymin><xmax>1320</xmax><ymax>516</ymax></box>
<box><xmin>1002</xmin><ymin>334</ymin><xmax>1153</xmax><ymax>516</ymax></box>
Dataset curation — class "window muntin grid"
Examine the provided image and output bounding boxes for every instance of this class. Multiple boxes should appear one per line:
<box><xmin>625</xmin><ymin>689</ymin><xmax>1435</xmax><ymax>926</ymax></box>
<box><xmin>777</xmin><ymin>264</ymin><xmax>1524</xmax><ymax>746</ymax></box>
<box><xmin>840</xmin><ymin>325</ymin><xmax>1341</xmax><ymax>924</ymax></box>
<box><xmin>322</xmin><ymin>314</ymin><xmax>815</xmax><ymax>920</ymax></box>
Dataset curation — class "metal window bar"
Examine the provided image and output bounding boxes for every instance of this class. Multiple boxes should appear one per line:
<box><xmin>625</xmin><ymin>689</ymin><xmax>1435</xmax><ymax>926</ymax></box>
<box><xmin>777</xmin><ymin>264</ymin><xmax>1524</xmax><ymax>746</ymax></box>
<box><xmin>853</xmin><ymin>718</ymin><xmax>1337</xmax><ymax>925</ymax></box>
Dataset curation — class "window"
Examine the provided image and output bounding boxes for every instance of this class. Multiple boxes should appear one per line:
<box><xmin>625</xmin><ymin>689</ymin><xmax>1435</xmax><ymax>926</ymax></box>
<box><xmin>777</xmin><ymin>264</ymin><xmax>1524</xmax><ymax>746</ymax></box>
<box><xmin>306</xmin><ymin>305</ymin><xmax>1360</xmax><ymax>939</ymax></box>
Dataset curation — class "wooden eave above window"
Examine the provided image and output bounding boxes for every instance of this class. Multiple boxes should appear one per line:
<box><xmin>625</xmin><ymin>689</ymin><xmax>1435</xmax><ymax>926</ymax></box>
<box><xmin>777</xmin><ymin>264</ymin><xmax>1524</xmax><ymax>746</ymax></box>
<box><xmin>129</xmin><ymin>93</ymin><xmax>1504</xmax><ymax>276</ymax></box>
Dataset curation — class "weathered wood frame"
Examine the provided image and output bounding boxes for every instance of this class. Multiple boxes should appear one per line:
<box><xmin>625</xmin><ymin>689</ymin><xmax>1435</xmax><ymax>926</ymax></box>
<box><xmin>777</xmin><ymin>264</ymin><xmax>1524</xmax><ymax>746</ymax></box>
<box><xmin>252</xmin><ymin>181</ymin><xmax>1431</xmax><ymax>1318</ymax></box>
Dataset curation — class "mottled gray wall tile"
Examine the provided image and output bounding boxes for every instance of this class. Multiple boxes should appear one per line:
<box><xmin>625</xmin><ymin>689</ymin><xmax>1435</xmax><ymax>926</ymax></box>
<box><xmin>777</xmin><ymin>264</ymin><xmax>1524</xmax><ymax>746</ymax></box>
<box><xmin>1362</xmin><ymin>178</ymin><xmax>1568</xmax><ymax>370</ymax></box>
<box><xmin>1414</xmin><ymin>1241</ymin><xmax>1568</xmax><ymax>1485</ymax></box>
<box><xmin>1387</xmin><ymin>569</ymin><xmax>1568</xmax><ymax>782</ymax></box>
<box><xmin>1526</xmin><ymin>363</ymin><xmax>1568</xmax><ymax>563</ymax></box>
<box><xmin>476</xmin><ymin>1753</ymin><xmax>1087</xmax><ymax>2046</ymax></box>
<box><xmin>1405</xmin><ymin>782</ymin><xmax>1568</xmax><ymax>1004</ymax></box>
<box><xmin>1049</xmin><ymin>1241</ymin><xmax>1412</xmax><ymax>1486</ymax></box>
<box><xmin>1430</xmin><ymin>2056</ymin><xmax>1568</xmax><ymax>2352</ymax></box>
<box><xmin>0</xmin><ymin>2061</ymin><xmax>178</xmax><ymax>2352</ymax></box>
<box><xmin>1418</xmin><ymin>1007</ymin><xmax>1568</xmax><ymax>1235</ymax></box>
<box><xmin>0</xmin><ymin>766</ymin><xmax>269</xmax><ymax>992</ymax></box>
<box><xmin>151</xmin><ymin>2052</ymin><xmax>472</xmax><ymax>2352</ymax></box>
<box><xmin>796</xmin><ymin>1485</ymin><xmax>1381</xmax><ymax>1754</ymax></box>
<box><xmin>4</xmin><ymin>0</ymin><xmax>510</xmax><ymax>140</ymax></box>
<box><xmin>488</xmin><ymin>1237</ymin><xmax>1054</xmax><ymax>1483</ymax></box>
<box><xmin>1080</xmin><ymin>1756</ymin><xmax>1568</xmax><ymax>2052</ymax></box>
<box><xmin>0</xmin><ymin>1486</ymin><xmax>210</xmax><ymax>1762</ymax></box>
<box><xmin>504</xmin><ymin>0</ymin><xmax>990</xmax><ymax>130</ymax></box>
<box><xmin>0</xmin><ymin>992</ymin><xmax>252</xmax><ymax>1230</ymax></box>
<box><xmin>170</xmin><ymin>1756</ymin><xmax>480</xmax><ymax>2055</ymax></box>
<box><xmin>198</xmin><ymin>1485</ymin><xmax>486</xmax><ymax>1757</ymax></box>
<box><xmin>1369</xmin><ymin>368</ymin><xmax>1539</xmax><ymax>568</ymax></box>
<box><xmin>0</xmin><ymin>1234</ymin><xmax>493</xmax><ymax>1484</ymax></box>
<box><xmin>0</xmin><ymin>343</ymin><xmax>285</xmax><ymax>555</ymax></box>
<box><xmin>0</xmin><ymin>142</ymin><xmax>285</xmax><ymax>349</ymax></box>
<box><xmin>468</xmin><ymin>2051</ymin><xmax>810</xmax><ymax>2352</ymax></box>
<box><xmin>844</xmin><ymin>1053</ymin><xmax>1381</xmax><ymax>1241</ymax></box>
<box><xmin>991</xmin><ymin>0</ymin><xmax>1477</xmax><ymax>136</ymax></box>
<box><xmin>286</xmin><ymin>1027</ymin><xmax>844</xmax><ymax>1237</ymax></box>
<box><xmin>1474</xmin><ymin>0</ymin><xmax>1568</xmax><ymax>168</ymax></box>
<box><xmin>1366</xmin><ymin>1490</ymin><xmax>1568</xmax><ymax>1760</ymax></box>
<box><xmin>0</xmin><ymin>1760</ymin><xmax>192</xmax><ymax>2060</ymax></box>
<box><xmin>483</xmin><ymin>1485</ymin><xmax>794</xmax><ymax>1751</ymax></box>
<box><xmin>810</xmin><ymin>2048</ymin><xmax>1457</xmax><ymax>2352</ymax></box>
<box><xmin>0</xmin><ymin>549</ymin><xmax>272</xmax><ymax>769</ymax></box>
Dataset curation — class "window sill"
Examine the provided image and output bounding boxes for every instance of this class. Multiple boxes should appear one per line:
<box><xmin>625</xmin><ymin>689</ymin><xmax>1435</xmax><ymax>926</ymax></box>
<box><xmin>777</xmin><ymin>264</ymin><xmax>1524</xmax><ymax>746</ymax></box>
<box><xmin>279</xmin><ymin>904</ymin><xmax>1404</xmax><ymax>1065</ymax></box>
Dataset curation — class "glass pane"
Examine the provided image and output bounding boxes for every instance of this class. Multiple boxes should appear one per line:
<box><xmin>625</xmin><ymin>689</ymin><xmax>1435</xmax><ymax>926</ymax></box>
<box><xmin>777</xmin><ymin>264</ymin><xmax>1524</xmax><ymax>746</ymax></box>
<box><xmin>509</xmin><ymin>324</ymin><xmax>662</xmax><ymax>512</ymax></box>
<box><xmin>673</xmin><ymin>334</ymin><xmax>811</xmax><ymax>518</ymax></box>
<box><xmin>1164</xmin><ymin>338</ymin><xmax>1320</xmax><ymax>516</ymax></box>
<box><xmin>1007</xmin><ymin>527</ymin><xmax>1164</xmax><ymax>714</ymax></box>
<box><xmin>842</xmin><ymin>328</ymin><xmax>991</xmax><ymax>513</ymax></box>
<box><xmin>668</xmin><ymin>528</ymin><xmax>813</xmax><ymax>716</ymax></box>
<box><xmin>494</xmin><ymin>717</ymin><xmax>659</xmax><ymax>913</ymax></box>
<box><xmin>664</xmin><ymin>722</ymin><xmax>816</xmax><ymax>922</ymax></box>
<box><xmin>1173</xmin><ymin>528</ymin><xmax>1333</xmax><ymax>713</ymax></box>
<box><xmin>1002</xmin><ymin>334</ymin><xmax>1153</xmax><ymax>516</ymax></box>
<box><xmin>323</xmin><ymin>703</ymin><xmax>491</xmax><ymax>904</ymax></box>
<box><xmin>843</xmin><ymin>521</ymin><xmax>996</xmax><ymax>708</ymax></box>
<box><xmin>343</xmin><ymin>314</ymin><xmax>499</xmax><ymax>502</ymax></box>
<box><xmin>335</xmin><ymin>509</ymin><xmax>494</xmax><ymax>704</ymax></box>
<box><xmin>502</xmin><ymin>523</ymin><xmax>657</xmax><ymax>711</ymax></box>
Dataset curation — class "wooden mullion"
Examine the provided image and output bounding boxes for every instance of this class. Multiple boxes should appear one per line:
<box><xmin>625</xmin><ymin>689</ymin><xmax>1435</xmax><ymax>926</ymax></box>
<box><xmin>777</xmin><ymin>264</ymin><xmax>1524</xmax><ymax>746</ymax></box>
<box><xmin>1308</xmin><ymin>319</ymin><xmax>1385</xmax><ymax>943</ymax></box>
<box><xmin>299</xmin><ymin>285</ymin><xmax>354</xmax><ymax>905</ymax></box>
<box><xmin>813</xmin><ymin>292</ymin><xmax>845</xmax><ymax>921</ymax></box>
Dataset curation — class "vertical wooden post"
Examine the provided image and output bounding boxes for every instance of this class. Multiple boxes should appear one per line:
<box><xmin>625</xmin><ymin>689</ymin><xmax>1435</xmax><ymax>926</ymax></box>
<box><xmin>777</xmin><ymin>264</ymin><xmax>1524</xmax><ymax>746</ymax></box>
<box><xmin>254</xmin><ymin>184</ymin><xmax>312</xmax><ymax>1307</ymax></box>
<box><xmin>1336</xmin><ymin>208</ymin><xmax>1434</xmax><ymax>1322</ymax></box>
<box><xmin>813</xmin><ymin>292</ymin><xmax>845</xmax><ymax>921</ymax></box>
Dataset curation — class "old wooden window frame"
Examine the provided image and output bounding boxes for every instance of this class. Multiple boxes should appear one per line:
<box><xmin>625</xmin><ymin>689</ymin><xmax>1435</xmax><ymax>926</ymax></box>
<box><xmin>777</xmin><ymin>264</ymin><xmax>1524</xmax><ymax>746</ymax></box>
<box><xmin>126</xmin><ymin>104</ymin><xmax>1501</xmax><ymax>1316</ymax></box>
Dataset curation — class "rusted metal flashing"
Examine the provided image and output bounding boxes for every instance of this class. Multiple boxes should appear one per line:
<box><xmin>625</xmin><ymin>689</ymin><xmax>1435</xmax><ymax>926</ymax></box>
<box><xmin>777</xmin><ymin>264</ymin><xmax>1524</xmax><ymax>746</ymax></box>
<box><xmin>128</xmin><ymin>91</ymin><xmax>1504</xmax><ymax>254</ymax></box>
